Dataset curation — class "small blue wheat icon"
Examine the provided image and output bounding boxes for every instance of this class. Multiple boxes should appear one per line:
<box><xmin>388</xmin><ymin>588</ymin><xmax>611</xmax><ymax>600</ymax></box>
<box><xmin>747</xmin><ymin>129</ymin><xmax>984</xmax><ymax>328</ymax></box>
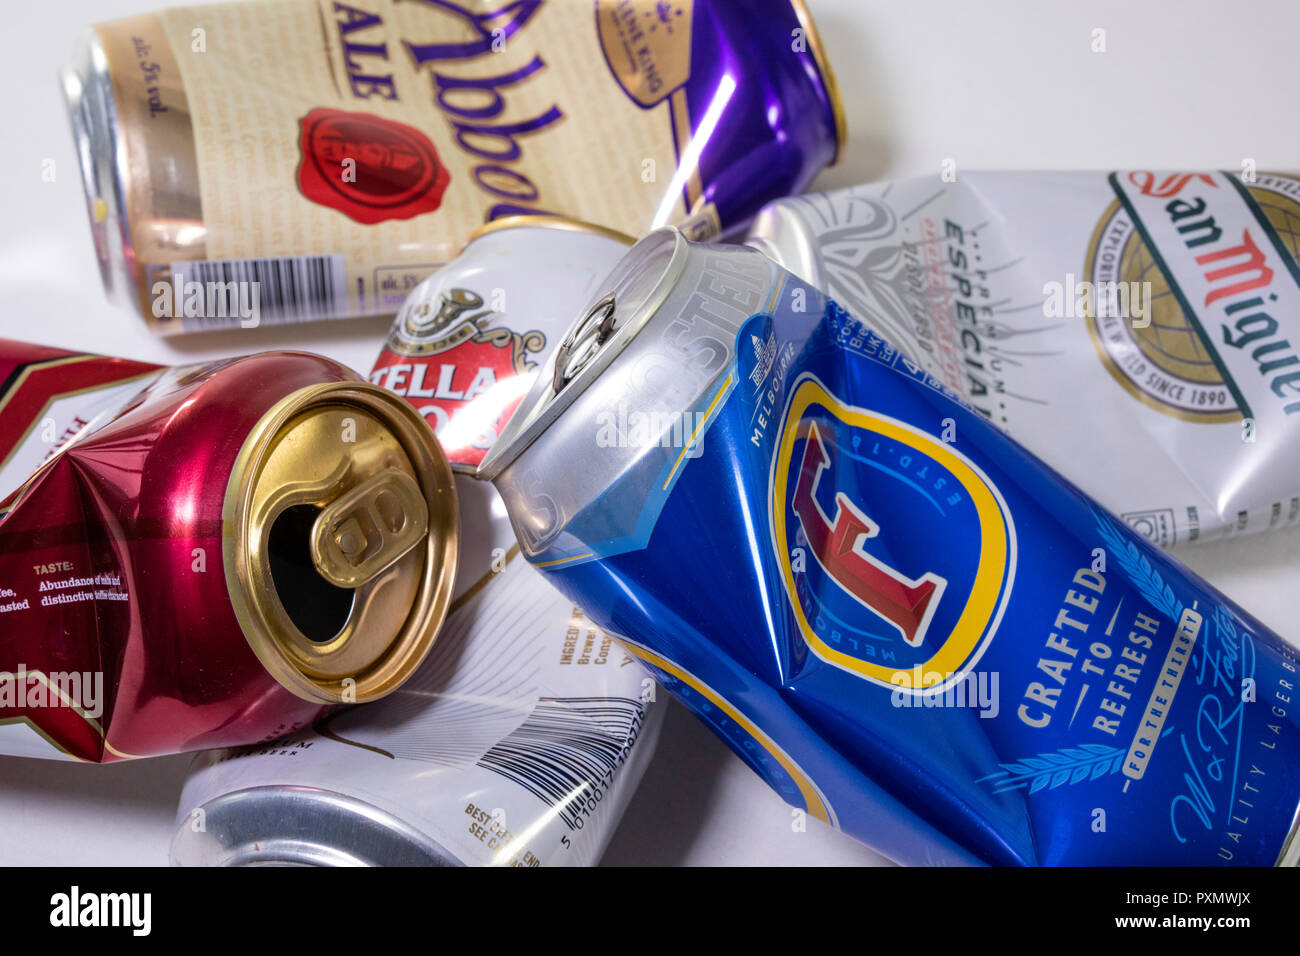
<box><xmin>978</xmin><ymin>744</ymin><xmax>1125</xmax><ymax>794</ymax></box>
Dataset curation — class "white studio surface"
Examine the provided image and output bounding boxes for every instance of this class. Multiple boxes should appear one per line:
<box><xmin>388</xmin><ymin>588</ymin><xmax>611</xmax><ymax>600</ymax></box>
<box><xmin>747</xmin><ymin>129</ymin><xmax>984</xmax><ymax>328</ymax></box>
<box><xmin>1</xmin><ymin>0</ymin><xmax>1297</xmax><ymax>867</ymax></box>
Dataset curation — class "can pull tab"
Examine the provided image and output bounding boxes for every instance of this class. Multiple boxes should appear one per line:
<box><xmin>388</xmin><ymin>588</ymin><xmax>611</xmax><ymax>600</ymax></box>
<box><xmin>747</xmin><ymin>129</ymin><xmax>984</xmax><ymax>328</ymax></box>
<box><xmin>553</xmin><ymin>292</ymin><xmax>617</xmax><ymax>393</ymax></box>
<box><xmin>311</xmin><ymin>470</ymin><xmax>429</xmax><ymax>589</ymax></box>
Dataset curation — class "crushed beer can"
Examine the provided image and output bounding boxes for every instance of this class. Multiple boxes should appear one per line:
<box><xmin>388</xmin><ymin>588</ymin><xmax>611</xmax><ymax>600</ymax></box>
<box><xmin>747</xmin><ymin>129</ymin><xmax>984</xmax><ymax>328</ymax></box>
<box><xmin>171</xmin><ymin>474</ymin><xmax>662</xmax><ymax>866</ymax></box>
<box><xmin>477</xmin><ymin>229</ymin><xmax>1300</xmax><ymax>865</ymax></box>
<box><xmin>747</xmin><ymin>170</ymin><xmax>1300</xmax><ymax>547</ymax></box>
<box><xmin>0</xmin><ymin>340</ymin><xmax>457</xmax><ymax>761</ymax></box>
<box><xmin>60</xmin><ymin>0</ymin><xmax>843</xmax><ymax>333</ymax></box>
<box><xmin>371</xmin><ymin>215</ymin><xmax>634</xmax><ymax>470</ymax></box>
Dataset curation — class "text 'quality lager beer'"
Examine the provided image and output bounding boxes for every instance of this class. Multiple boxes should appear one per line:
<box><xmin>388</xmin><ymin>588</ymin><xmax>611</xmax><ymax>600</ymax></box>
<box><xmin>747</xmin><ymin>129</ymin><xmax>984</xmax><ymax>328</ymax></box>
<box><xmin>371</xmin><ymin>215</ymin><xmax>635</xmax><ymax>470</ymax></box>
<box><xmin>172</xmin><ymin>474</ymin><xmax>663</xmax><ymax>867</ymax></box>
<box><xmin>0</xmin><ymin>340</ymin><xmax>458</xmax><ymax>762</ymax></box>
<box><xmin>60</xmin><ymin>0</ymin><xmax>844</xmax><ymax>333</ymax></box>
<box><xmin>747</xmin><ymin>171</ymin><xmax>1300</xmax><ymax>547</ymax></box>
<box><xmin>478</xmin><ymin>229</ymin><xmax>1300</xmax><ymax>866</ymax></box>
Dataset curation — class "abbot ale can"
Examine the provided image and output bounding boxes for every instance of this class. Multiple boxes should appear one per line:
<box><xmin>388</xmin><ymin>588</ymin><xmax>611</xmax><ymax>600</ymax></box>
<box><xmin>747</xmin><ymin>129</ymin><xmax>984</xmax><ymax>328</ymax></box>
<box><xmin>60</xmin><ymin>0</ymin><xmax>843</xmax><ymax>333</ymax></box>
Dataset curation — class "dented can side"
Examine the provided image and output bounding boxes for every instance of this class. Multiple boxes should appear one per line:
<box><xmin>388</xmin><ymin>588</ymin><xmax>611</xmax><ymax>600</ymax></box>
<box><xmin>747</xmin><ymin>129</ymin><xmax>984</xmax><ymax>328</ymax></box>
<box><xmin>0</xmin><ymin>341</ymin><xmax>456</xmax><ymax>761</ymax></box>
<box><xmin>747</xmin><ymin>171</ymin><xmax>1300</xmax><ymax>547</ymax></box>
<box><xmin>483</xmin><ymin>231</ymin><xmax>1300</xmax><ymax>866</ymax></box>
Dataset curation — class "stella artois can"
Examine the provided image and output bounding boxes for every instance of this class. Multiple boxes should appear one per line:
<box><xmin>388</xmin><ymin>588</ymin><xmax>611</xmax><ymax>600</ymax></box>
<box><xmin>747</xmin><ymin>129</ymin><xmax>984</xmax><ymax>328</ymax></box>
<box><xmin>59</xmin><ymin>0</ymin><xmax>844</xmax><ymax>334</ymax></box>
<box><xmin>371</xmin><ymin>215</ymin><xmax>634</xmax><ymax>470</ymax></box>
<box><xmin>747</xmin><ymin>170</ymin><xmax>1300</xmax><ymax>547</ymax></box>
<box><xmin>0</xmin><ymin>340</ymin><xmax>458</xmax><ymax>761</ymax></box>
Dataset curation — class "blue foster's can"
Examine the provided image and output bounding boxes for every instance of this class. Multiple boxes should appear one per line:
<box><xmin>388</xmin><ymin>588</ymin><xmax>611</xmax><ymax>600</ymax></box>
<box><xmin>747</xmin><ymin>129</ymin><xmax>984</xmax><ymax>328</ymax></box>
<box><xmin>477</xmin><ymin>228</ymin><xmax>1300</xmax><ymax>865</ymax></box>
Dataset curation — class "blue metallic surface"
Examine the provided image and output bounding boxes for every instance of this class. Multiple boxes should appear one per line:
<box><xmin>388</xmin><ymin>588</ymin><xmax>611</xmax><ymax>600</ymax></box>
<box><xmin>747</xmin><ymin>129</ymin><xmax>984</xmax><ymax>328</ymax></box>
<box><xmin>506</xmin><ymin>245</ymin><xmax>1300</xmax><ymax>866</ymax></box>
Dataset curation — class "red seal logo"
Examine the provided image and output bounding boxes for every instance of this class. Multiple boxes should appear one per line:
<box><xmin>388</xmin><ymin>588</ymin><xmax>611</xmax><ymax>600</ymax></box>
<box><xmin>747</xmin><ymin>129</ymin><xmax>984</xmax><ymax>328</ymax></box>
<box><xmin>296</xmin><ymin>108</ymin><xmax>450</xmax><ymax>224</ymax></box>
<box><xmin>372</xmin><ymin>287</ymin><xmax>548</xmax><ymax>471</ymax></box>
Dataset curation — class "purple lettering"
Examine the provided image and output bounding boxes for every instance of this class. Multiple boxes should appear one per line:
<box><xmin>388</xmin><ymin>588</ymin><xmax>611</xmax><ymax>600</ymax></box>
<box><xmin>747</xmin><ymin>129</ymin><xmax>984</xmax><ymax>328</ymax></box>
<box><xmin>403</xmin><ymin>0</ymin><xmax>545</xmax><ymax>64</ymax></box>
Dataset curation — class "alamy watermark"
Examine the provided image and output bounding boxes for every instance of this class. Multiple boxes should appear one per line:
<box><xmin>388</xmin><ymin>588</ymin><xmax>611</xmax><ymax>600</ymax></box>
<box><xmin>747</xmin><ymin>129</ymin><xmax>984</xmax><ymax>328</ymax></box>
<box><xmin>1043</xmin><ymin>274</ymin><xmax>1151</xmax><ymax>328</ymax></box>
<box><xmin>890</xmin><ymin>668</ymin><xmax>1000</xmax><ymax>718</ymax></box>
<box><xmin>151</xmin><ymin>273</ymin><xmax>261</xmax><ymax>328</ymax></box>
<box><xmin>0</xmin><ymin>665</ymin><xmax>103</xmax><ymax>719</ymax></box>
<box><xmin>50</xmin><ymin>886</ymin><xmax>150</xmax><ymax>936</ymax></box>
<box><xmin>595</xmin><ymin>404</ymin><xmax>708</xmax><ymax>457</ymax></box>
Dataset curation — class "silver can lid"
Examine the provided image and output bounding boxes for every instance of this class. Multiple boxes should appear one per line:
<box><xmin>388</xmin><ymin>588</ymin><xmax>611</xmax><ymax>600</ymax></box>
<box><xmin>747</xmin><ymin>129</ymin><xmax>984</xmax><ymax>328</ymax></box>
<box><xmin>476</xmin><ymin>228</ymin><xmax>689</xmax><ymax>482</ymax></box>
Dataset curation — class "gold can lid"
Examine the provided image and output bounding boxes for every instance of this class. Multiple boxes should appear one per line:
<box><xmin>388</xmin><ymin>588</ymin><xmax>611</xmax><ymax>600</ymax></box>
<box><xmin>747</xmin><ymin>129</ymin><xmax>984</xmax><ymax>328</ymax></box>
<box><xmin>789</xmin><ymin>0</ymin><xmax>847</xmax><ymax>166</ymax></box>
<box><xmin>464</xmin><ymin>214</ymin><xmax>636</xmax><ymax>252</ymax></box>
<box><xmin>223</xmin><ymin>381</ymin><xmax>458</xmax><ymax>704</ymax></box>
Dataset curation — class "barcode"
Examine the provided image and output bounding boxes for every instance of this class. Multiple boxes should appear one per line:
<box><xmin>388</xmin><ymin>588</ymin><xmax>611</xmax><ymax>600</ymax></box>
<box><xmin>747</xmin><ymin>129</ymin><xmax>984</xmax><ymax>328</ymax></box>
<box><xmin>168</xmin><ymin>253</ymin><xmax>347</xmax><ymax>327</ymax></box>
<box><xmin>477</xmin><ymin>696</ymin><xmax>645</xmax><ymax>831</ymax></box>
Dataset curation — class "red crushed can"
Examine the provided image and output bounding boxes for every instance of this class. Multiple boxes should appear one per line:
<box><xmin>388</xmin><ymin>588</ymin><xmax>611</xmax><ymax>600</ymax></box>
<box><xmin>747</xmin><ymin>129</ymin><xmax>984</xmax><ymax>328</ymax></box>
<box><xmin>0</xmin><ymin>340</ymin><xmax>457</xmax><ymax>761</ymax></box>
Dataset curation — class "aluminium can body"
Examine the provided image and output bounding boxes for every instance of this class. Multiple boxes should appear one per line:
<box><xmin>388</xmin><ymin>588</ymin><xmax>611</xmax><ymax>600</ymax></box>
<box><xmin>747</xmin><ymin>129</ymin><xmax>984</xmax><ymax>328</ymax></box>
<box><xmin>60</xmin><ymin>0</ymin><xmax>843</xmax><ymax>333</ymax></box>
<box><xmin>747</xmin><ymin>170</ymin><xmax>1300</xmax><ymax>547</ymax></box>
<box><xmin>0</xmin><ymin>341</ymin><xmax>457</xmax><ymax>761</ymax></box>
<box><xmin>371</xmin><ymin>216</ymin><xmax>635</xmax><ymax>471</ymax></box>
<box><xmin>171</xmin><ymin>474</ymin><xmax>662</xmax><ymax>867</ymax></box>
<box><xmin>479</xmin><ymin>230</ymin><xmax>1300</xmax><ymax>865</ymax></box>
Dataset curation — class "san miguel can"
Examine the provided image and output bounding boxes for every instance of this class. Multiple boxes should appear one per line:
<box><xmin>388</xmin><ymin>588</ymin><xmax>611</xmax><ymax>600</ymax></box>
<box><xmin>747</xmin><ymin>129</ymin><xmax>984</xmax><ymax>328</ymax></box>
<box><xmin>747</xmin><ymin>171</ymin><xmax>1300</xmax><ymax>548</ymax></box>
<box><xmin>171</xmin><ymin>473</ymin><xmax>663</xmax><ymax>867</ymax></box>
<box><xmin>0</xmin><ymin>340</ymin><xmax>457</xmax><ymax>762</ymax></box>
<box><xmin>477</xmin><ymin>229</ymin><xmax>1300</xmax><ymax>865</ymax></box>
<box><xmin>371</xmin><ymin>215</ymin><xmax>634</xmax><ymax>470</ymax></box>
<box><xmin>60</xmin><ymin>0</ymin><xmax>844</xmax><ymax>333</ymax></box>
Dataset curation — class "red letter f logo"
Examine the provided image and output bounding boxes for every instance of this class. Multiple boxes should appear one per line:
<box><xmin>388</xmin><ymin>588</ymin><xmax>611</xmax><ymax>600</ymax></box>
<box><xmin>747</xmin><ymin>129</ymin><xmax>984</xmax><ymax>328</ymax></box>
<box><xmin>792</xmin><ymin>422</ymin><xmax>946</xmax><ymax>648</ymax></box>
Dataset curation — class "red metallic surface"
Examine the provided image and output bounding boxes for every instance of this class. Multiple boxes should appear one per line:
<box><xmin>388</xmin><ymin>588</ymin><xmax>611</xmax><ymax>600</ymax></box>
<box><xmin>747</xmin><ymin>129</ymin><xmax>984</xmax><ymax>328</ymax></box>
<box><xmin>0</xmin><ymin>343</ymin><xmax>361</xmax><ymax>761</ymax></box>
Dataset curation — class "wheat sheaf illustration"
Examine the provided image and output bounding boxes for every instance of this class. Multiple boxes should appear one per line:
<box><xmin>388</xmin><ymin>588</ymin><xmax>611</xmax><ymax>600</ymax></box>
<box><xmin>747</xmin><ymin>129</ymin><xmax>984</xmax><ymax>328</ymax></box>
<box><xmin>1093</xmin><ymin>511</ymin><xmax>1184</xmax><ymax>621</ymax></box>
<box><xmin>978</xmin><ymin>744</ymin><xmax>1125</xmax><ymax>793</ymax></box>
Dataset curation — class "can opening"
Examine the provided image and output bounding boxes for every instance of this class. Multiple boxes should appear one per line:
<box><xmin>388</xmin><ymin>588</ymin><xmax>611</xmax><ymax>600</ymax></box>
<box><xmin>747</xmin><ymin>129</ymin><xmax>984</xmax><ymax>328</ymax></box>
<box><xmin>226</xmin><ymin>381</ymin><xmax>458</xmax><ymax>703</ymax></box>
<box><xmin>268</xmin><ymin>505</ymin><xmax>355</xmax><ymax>644</ymax></box>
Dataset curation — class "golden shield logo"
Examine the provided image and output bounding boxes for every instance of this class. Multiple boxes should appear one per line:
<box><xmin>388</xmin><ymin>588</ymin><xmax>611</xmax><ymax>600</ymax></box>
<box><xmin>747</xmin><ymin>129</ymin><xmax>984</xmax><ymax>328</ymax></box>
<box><xmin>769</xmin><ymin>375</ymin><xmax>1016</xmax><ymax>691</ymax></box>
<box><xmin>1085</xmin><ymin>173</ymin><xmax>1300</xmax><ymax>422</ymax></box>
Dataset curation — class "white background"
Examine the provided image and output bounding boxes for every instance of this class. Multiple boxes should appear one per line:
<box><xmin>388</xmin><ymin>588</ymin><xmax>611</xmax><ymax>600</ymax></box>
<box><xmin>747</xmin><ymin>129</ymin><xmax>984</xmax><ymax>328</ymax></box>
<box><xmin>1</xmin><ymin>0</ymin><xmax>1298</xmax><ymax>866</ymax></box>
